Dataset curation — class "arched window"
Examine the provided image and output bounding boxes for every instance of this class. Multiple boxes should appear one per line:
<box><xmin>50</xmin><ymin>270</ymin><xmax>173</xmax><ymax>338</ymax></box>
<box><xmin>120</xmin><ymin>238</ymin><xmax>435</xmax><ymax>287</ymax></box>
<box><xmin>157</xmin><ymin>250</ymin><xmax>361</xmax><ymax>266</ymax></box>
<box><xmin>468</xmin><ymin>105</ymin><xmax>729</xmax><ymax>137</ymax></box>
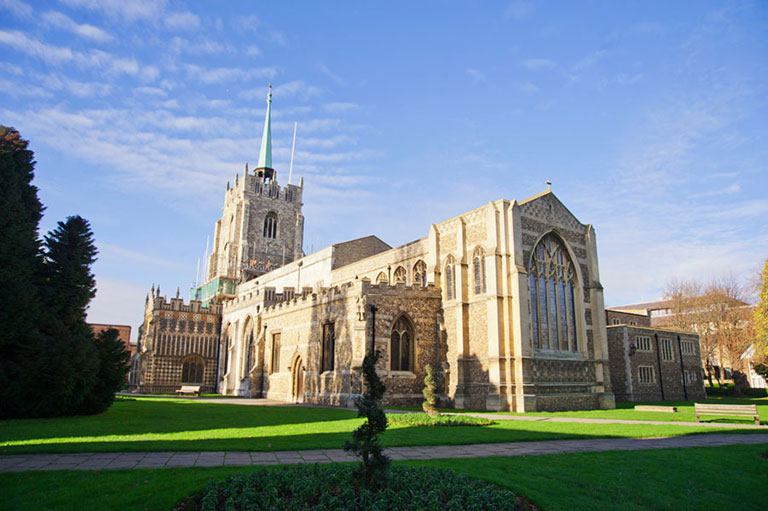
<box><xmin>391</xmin><ymin>315</ymin><xmax>414</xmax><ymax>371</ymax></box>
<box><xmin>263</xmin><ymin>212</ymin><xmax>277</xmax><ymax>239</ymax></box>
<box><xmin>473</xmin><ymin>248</ymin><xmax>486</xmax><ymax>295</ymax></box>
<box><xmin>222</xmin><ymin>333</ymin><xmax>230</xmax><ymax>374</ymax></box>
<box><xmin>244</xmin><ymin>325</ymin><xmax>256</xmax><ymax>373</ymax></box>
<box><xmin>182</xmin><ymin>356</ymin><xmax>205</xmax><ymax>383</ymax></box>
<box><xmin>413</xmin><ymin>260</ymin><xmax>427</xmax><ymax>288</ymax></box>
<box><xmin>528</xmin><ymin>233</ymin><xmax>578</xmax><ymax>352</ymax></box>
<box><xmin>444</xmin><ymin>256</ymin><xmax>456</xmax><ymax>301</ymax></box>
<box><xmin>393</xmin><ymin>266</ymin><xmax>406</xmax><ymax>284</ymax></box>
<box><xmin>376</xmin><ymin>272</ymin><xmax>387</xmax><ymax>284</ymax></box>
<box><xmin>322</xmin><ymin>322</ymin><xmax>335</xmax><ymax>372</ymax></box>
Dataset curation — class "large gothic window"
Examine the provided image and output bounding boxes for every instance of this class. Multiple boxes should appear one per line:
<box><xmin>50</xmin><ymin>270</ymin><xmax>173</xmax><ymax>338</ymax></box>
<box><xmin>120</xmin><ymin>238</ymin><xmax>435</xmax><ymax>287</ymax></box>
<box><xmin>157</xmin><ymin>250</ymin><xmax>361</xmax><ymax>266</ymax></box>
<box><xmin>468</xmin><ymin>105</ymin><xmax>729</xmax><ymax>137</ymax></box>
<box><xmin>182</xmin><ymin>356</ymin><xmax>204</xmax><ymax>383</ymax></box>
<box><xmin>528</xmin><ymin>234</ymin><xmax>578</xmax><ymax>352</ymax></box>
<box><xmin>393</xmin><ymin>266</ymin><xmax>406</xmax><ymax>284</ymax></box>
<box><xmin>473</xmin><ymin>248</ymin><xmax>486</xmax><ymax>295</ymax></box>
<box><xmin>413</xmin><ymin>260</ymin><xmax>427</xmax><ymax>288</ymax></box>
<box><xmin>390</xmin><ymin>315</ymin><xmax>414</xmax><ymax>371</ymax></box>
<box><xmin>263</xmin><ymin>212</ymin><xmax>278</xmax><ymax>239</ymax></box>
<box><xmin>444</xmin><ymin>256</ymin><xmax>456</xmax><ymax>301</ymax></box>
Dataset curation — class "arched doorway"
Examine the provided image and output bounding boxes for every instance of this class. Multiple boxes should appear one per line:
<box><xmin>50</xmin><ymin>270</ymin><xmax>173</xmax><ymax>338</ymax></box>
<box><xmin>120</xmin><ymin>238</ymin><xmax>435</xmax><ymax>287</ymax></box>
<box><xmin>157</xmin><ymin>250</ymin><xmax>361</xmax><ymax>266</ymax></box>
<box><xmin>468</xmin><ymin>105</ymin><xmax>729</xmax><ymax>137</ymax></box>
<box><xmin>291</xmin><ymin>356</ymin><xmax>304</xmax><ymax>403</ymax></box>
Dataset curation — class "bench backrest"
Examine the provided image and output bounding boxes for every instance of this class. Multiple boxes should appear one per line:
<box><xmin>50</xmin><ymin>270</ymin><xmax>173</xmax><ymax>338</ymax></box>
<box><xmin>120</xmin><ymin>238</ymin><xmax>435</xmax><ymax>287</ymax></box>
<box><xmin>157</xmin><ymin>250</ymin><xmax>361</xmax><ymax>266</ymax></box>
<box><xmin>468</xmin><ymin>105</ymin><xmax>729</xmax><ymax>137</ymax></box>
<box><xmin>694</xmin><ymin>403</ymin><xmax>757</xmax><ymax>415</ymax></box>
<box><xmin>180</xmin><ymin>385</ymin><xmax>201</xmax><ymax>392</ymax></box>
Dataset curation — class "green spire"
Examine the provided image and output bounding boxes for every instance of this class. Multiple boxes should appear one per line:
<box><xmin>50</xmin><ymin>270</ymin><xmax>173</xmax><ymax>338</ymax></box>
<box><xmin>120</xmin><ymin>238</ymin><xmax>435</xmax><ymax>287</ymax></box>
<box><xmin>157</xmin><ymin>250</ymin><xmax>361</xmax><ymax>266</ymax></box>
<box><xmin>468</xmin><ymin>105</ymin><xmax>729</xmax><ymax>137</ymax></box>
<box><xmin>257</xmin><ymin>84</ymin><xmax>272</xmax><ymax>170</ymax></box>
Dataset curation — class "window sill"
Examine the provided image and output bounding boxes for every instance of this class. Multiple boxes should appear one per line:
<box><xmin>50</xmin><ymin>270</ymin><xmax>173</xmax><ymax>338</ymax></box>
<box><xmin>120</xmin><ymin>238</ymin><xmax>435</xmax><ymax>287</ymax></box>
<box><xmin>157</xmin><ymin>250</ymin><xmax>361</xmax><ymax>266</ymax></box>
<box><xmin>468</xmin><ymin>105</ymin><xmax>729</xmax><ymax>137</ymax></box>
<box><xmin>533</xmin><ymin>350</ymin><xmax>585</xmax><ymax>361</ymax></box>
<box><xmin>389</xmin><ymin>371</ymin><xmax>417</xmax><ymax>379</ymax></box>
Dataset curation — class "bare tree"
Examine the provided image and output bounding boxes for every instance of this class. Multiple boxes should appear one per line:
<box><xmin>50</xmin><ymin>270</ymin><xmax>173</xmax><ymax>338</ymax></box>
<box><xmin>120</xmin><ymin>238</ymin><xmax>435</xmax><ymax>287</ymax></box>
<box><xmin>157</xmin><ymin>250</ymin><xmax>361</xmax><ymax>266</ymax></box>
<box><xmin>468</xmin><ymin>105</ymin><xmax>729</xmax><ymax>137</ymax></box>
<box><xmin>662</xmin><ymin>276</ymin><xmax>753</xmax><ymax>387</ymax></box>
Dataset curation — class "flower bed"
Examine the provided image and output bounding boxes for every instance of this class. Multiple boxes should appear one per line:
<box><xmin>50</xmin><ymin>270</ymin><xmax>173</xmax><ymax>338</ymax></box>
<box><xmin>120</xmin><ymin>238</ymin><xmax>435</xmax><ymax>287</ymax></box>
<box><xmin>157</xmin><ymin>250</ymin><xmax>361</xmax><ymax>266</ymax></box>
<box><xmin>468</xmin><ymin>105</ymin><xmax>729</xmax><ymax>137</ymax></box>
<box><xmin>387</xmin><ymin>413</ymin><xmax>495</xmax><ymax>427</ymax></box>
<box><xmin>177</xmin><ymin>464</ymin><xmax>527</xmax><ymax>511</ymax></box>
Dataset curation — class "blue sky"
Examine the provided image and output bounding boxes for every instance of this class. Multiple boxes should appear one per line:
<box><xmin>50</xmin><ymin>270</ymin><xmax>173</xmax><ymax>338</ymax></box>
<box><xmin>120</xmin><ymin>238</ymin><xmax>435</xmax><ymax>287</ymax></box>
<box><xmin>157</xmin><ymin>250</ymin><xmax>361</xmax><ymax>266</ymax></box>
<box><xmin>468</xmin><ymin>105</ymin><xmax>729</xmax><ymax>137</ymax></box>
<box><xmin>2</xmin><ymin>1</ymin><xmax>767</xmax><ymax>339</ymax></box>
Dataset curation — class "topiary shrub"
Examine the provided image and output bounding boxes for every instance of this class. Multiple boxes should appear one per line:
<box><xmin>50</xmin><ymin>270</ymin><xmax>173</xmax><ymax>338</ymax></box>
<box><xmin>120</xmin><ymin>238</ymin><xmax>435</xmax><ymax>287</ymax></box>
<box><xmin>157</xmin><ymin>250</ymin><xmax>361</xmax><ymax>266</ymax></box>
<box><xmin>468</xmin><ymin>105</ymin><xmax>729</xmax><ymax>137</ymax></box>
<box><xmin>344</xmin><ymin>349</ymin><xmax>389</xmax><ymax>489</ymax></box>
<box><xmin>422</xmin><ymin>364</ymin><xmax>439</xmax><ymax>417</ymax></box>
<box><xmin>184</xmin><ymin>464</ymin><xmax>527</xmax><ymax>511</ymax></box>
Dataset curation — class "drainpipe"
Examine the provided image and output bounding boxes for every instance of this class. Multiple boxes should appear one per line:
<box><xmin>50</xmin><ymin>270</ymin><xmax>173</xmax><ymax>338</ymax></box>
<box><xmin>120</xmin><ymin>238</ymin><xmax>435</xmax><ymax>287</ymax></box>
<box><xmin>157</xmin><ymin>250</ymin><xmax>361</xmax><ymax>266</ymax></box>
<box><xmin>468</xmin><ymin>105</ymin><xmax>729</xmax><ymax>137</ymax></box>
<box><xmin>654</xmin><ymin>333</ymin><xmax>665</xmax><ymax>400</ymax></box>
<box><xmin>260</xmin><ymin>324</ymin><xmax>267</xmax><ymax>397</ymax></box>
<box><xmin>368</xmin><ymin>304</ymin><xmax>378</xmax><ymax>354</ymax></box>
<box><xmin>677</xmin><ymin>335</ymin><xmax>688</xmax><ymax>401</ymax></box>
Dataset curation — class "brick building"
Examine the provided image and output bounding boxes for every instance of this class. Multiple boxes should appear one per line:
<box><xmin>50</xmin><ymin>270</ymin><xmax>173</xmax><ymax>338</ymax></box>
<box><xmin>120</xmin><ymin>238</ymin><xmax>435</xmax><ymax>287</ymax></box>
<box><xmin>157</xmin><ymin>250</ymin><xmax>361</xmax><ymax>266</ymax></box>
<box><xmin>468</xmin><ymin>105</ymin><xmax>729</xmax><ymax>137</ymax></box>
<box><xmin>605</xmin><ymin>309</ymin><xmax>706</xmax><ymax>401</ymax></box>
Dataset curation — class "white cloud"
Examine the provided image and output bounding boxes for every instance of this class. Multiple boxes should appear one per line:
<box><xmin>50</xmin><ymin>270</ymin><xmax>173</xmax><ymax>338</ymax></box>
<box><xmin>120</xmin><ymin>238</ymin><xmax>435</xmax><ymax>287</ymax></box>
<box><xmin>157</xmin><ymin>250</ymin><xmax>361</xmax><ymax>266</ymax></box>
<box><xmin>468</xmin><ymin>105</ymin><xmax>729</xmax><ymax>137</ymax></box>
<box><xmin>322</xmin><ymin>102</ymin><xmax>359</xmax><ymax>113</ymax></box>
<box><xmin>0</xmin><ymin>30</ymin><xmax>143</xmax><ymax>76</ymax></box>
<box><xmin>522</xmin><ymin>58</ymin><xmax>556</xmax><ymax>70</ymax></box>
<box><xmin>272</xmin><ymin>80</ymin><xmax>322</xmax><ymax>101</ymax></box>
<box><xmin>318</xmin><ymin>63</ymin><xmax>344</xmax><ymax>85</ymax></box>
<box><xmin>134</xmin><ymin>86</ymin><xmax>166</xmax><ymax>97</ymax></box>
<box><xmin>465</xmin><ymin>68</ymin><xmax>487</xmax><ymax>84</ymax></box>
<box><xmin>505</xmin><ymin>1</ymin><xmax>532</xmax><ymax>20</ymax></box>
<box><xmin>0</xmin><ymin>61</ymin><xmax>23</xmax><ymax>75</ymax></box>
<box><xmin>0</xmin><ymin>0</ymin><xmax>32</xmax><ymax>18</ymax></box>
<box><xmin>186</xmin><ymin>64</ymin><xmax>276</xmax><ymax>84</ymax></box>
<box><xmin>60</xmin><ymin>0</ymin><xmax>166</xmax><ymax>22</ymax></box>
<box><xmin>245</xmin><ymin>45</ymin><xmax>261</xmax><ymax>56</ymax></box>
<box><xmin>169</xmin><ymin>37</ymin><xmax>232</xmax><ymax>55</ymax></box>
<box><xmin>519</xmin><ymin>81</ymin><xmax>538</xmax><ymax>93</ymax></box>
<box><xmin>41</xmin><ymin>10</ymin><xmax>113</xmax><ymax>42</ymax></box>
<box><xmin>37</xmin><ymin>72</ymin><xmax>112</xmax><ymax>97</ymax></box>
<box><xmin>0</xmin><ymin>77</ymin><xmax>52</xmax><ymax>98</ymax></box>
<box><xmin>164</xmin><ymin>10</ymin><xmax>200</xmax><ymax>30</ymax></box>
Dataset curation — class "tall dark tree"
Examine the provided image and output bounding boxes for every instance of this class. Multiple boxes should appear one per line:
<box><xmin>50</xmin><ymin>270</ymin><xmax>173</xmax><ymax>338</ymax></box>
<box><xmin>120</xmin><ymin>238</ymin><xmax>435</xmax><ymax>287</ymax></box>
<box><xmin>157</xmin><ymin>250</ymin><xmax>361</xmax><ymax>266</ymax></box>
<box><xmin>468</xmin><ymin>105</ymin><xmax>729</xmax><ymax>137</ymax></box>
<box><xmin>80</xmin><ymin>328</ymin><xmax>130</xmax><ymax>414</ymax></box>
<box><xmin>0</xmin><ymin>126</ymin><xmax>45</xmax><ymax>418</ymax></box>
<box><xmin>32</xmin><ymin>216</ymin><xmax>101</xmax><ymax>416</ymax></box>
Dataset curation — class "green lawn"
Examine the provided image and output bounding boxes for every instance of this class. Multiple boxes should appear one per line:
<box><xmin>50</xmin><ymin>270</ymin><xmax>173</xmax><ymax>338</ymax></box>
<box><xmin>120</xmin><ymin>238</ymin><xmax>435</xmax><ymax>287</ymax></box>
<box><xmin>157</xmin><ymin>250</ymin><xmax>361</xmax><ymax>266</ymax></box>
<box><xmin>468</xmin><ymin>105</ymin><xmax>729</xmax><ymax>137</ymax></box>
<box><xmin>1</xmin><ymin>397</ymin><xmax>766</xmax><ymax>454</ymax></box>
<box><xmin>484</xmin><ymin>396</ymin><xmax>768</xmax><ymax>424</ymax></box>
<box><xmin>2</xmin><ymin>444</ymin><xmax>766</xmax><ymax>511</ymax></box>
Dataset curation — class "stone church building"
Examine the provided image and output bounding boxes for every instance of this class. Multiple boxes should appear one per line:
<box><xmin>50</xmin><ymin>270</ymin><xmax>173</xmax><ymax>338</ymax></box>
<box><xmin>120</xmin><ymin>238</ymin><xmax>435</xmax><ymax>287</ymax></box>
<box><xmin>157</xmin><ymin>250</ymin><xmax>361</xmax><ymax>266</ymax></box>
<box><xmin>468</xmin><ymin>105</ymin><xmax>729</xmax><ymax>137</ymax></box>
<box><xmin>136</xmin><ymin>87</ymin><xmax>617</xmax><ymax>411</ymax></box>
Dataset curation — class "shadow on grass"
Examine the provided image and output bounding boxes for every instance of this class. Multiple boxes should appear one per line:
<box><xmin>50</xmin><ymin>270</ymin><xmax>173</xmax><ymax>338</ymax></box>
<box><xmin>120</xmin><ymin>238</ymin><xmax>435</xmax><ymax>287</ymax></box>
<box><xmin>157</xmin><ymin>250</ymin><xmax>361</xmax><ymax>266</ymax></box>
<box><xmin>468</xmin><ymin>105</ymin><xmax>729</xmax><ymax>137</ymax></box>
<box><xmin>0</xmin><ymin>399</ymin><xmax>359</xmax><ymax>442</ymax></box>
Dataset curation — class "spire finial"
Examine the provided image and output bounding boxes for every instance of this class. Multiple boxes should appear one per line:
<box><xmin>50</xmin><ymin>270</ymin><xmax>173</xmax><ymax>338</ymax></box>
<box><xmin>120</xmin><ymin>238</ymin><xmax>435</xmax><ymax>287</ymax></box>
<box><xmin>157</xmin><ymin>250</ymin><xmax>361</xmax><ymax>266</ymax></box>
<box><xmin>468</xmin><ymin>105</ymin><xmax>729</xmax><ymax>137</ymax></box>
<box><xmin>546</xmin><ymin>180</ymin><xmax>552</xmax><ymax>192</ymax></box>
<box><xmin>257</xmin><ymin>84</ymin><xmax>273</xmax><ymax>170</ymax></box>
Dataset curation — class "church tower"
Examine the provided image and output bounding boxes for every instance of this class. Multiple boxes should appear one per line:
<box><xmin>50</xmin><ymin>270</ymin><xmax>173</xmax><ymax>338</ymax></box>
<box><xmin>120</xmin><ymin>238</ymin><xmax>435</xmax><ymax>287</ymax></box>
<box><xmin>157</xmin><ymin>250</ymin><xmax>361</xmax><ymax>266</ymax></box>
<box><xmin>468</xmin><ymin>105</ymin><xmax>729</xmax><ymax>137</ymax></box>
<box><xmin>195</xmin><ymin>86</ymin><xmax>305</xmax><ymax>304</ymax></box>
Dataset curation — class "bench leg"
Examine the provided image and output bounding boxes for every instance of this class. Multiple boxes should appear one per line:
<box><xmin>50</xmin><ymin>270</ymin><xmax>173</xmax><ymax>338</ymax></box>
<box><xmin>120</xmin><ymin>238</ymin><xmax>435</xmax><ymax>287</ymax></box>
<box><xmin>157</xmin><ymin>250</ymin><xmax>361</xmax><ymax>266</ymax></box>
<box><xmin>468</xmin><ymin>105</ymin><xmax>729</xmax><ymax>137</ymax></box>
<box><xmin>756</xmin><ymin>417</ymin><xmax>760</xmax><ymax>426</ymax></box>
<box><xmin>696</xmin><ymin>414</ymin><xmax>700</xmax><ymax>423</ymax></box>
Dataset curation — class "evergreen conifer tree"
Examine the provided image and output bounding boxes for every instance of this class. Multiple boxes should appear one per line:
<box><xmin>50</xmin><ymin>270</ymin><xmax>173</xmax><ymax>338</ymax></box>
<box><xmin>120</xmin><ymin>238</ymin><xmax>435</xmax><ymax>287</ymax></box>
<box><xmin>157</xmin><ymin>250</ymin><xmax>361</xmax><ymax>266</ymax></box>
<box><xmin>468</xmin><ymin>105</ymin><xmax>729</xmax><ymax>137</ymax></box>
<box><xmin>422</xmin><ymin>364</ymin><xmax>439</xmax><ymax>417</ymax></box>
<box><xmin>344</xmin><ymin>349</ymin><xmax>390</xmax><ymax>489</ymax></box>
<box><xmin>0</xmin><ymin>126</ymin><xmax>45</xmax><ymax>418</ymax></box>
<box><xmin>80</xmin><ymin>328</ymin><xmax>130</xmax><ymax>414</ymax></box>
<box><xmin>34</xmin><ymin>216</ymin><xmax>100</xmax><ymax>416</ymax></box>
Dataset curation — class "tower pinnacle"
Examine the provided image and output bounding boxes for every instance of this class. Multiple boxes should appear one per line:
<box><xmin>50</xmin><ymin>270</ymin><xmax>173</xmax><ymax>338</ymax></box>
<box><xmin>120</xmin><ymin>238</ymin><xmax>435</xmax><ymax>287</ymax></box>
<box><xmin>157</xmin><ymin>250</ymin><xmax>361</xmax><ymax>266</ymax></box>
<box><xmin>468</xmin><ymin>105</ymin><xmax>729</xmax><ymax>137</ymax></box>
<box><xmin>256</xmin><ymin>84</ymin><xmax>272</xmax><ymax>171</ymax></box>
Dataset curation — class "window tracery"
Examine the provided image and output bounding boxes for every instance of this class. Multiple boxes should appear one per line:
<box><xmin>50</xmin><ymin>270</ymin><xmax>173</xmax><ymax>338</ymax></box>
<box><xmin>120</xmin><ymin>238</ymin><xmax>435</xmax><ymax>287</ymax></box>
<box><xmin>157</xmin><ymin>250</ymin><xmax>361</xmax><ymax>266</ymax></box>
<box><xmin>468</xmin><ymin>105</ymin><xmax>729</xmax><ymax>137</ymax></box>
<box><xmin>390</xmin><ymin>315</ymin><xmax>414</xmax><ymax>371</ymax></box>
<box><xmin>181</xmin><ymin>355</ymin><xmax>204</xmax><ymax>383</ymax></box>
<box><xmin>413</xmin><ymin>260</ymin><xmax>427</xmax><ymax>288</ymax></box>
<box><xmin>263</xmin><ymin>212</ymin><xmax>278</xmax><ymax>239</ymax></box>
<box><xmin>444</xmin><ymin>256</ymin><xmax>456</xmax><ymax>301</ymax></box>
<box><xmin>528</xmin><ymin>234</ymin><xmax>578</xmax><ymax>352</ymax></box>
<box><xmin>393</xmin><ymin>266</ymin><xmax>406</xmax><ymax>284</ymax></box>
<box><xmin>472</xmin><ymin>248</ymin><xmax>486</xmax><ymax>295</ymax></box>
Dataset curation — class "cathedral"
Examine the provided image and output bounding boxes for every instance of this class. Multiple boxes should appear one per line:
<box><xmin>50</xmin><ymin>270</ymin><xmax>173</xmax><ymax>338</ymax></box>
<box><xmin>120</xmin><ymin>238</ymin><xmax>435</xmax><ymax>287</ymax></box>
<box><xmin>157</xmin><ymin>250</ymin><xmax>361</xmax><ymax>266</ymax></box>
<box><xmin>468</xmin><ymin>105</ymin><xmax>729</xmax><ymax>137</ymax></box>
<box><xmin>135</xmin><ymin>87</ymin><xmax>617</xmax><ymax>411</ymax></box>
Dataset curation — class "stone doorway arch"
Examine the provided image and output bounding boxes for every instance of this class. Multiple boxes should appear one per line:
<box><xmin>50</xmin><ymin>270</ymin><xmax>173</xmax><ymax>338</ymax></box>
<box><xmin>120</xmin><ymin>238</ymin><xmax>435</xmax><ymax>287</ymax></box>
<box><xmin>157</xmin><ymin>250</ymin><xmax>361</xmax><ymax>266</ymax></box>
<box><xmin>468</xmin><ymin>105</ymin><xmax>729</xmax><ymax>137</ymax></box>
<box><xmin>291</xmin><ymin>356</ymin><xmax>304</xmax><ymax>403</ymax></box>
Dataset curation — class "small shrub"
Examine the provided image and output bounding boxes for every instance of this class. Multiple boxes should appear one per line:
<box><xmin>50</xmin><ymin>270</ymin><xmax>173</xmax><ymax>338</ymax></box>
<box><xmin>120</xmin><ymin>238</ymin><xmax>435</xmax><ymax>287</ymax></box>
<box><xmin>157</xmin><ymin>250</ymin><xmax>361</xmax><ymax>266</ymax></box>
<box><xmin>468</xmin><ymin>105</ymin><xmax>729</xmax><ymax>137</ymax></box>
<box><xmin>388</xmin><ymin>413</ymin><xmax>495</xmax><ymax>427</ymax></box>
<box><xmin>184</xmin><ymin>464</ymin><xmax>525</xmax><ymax>511</ymax></box>
<box><xmin>422</xmin><ymin>364</ymin><xmax>439</xmax><ymax>417</ymax></box>
<box><xmin>344</xmin><ymin>349</ymin><xmax>389</xmax><ymax>488</ymax></box>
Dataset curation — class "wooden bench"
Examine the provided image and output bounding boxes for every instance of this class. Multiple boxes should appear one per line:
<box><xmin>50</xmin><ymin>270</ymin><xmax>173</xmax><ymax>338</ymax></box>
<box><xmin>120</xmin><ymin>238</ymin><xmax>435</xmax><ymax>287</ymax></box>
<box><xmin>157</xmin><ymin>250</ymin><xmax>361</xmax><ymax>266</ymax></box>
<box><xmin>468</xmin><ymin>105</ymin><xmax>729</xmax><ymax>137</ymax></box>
<box><xmin>694</xmin><ymin>403</ymin><xmax>760</xmax><ymax>425</ymax></box>
<box><xmin>176</xmin><ymin>385</ymin><xmax>201</xmax><ymax>397</ymax></box>
<box><xmin>635</xmin><ymin>405</ymin><xmax>678</xmax><ymax>413</ymax></box>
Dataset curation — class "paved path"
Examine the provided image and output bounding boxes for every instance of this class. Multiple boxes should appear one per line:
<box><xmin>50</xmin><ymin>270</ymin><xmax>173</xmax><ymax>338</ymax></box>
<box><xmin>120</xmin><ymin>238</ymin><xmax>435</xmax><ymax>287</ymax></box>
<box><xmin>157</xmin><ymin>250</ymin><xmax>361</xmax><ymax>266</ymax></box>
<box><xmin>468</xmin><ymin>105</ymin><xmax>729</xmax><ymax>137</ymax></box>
<box><xmin>2</xmin><ymin>433</ymin><xmax>767</xmax><ymax>473</ymax></box>
<box><xmin>460</xmin><ymin>412</ymin><xmax>768</xmax><ymax>429</ymax></box>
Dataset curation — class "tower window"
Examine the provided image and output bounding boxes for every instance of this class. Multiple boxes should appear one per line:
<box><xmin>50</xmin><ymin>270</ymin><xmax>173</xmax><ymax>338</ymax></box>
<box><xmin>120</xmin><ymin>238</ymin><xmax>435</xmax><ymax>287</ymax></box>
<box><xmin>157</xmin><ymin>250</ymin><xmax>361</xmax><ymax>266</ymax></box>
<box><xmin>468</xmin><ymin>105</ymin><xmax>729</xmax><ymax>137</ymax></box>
<box><xmin>263</xmin><ymin>212</ymin><xmax>278</xmax><ymax>239</ymax></box>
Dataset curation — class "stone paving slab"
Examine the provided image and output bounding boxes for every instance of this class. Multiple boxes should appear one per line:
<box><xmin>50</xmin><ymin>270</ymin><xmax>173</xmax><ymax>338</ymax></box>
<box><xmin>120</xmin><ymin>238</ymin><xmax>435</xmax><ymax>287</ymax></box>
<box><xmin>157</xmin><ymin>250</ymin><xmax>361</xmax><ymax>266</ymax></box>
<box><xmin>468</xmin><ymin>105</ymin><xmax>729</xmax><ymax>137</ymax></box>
<box><xmin>2</xmin><ymin>433</ymin><xmax>767</xmax><ymax>473</ymax></box>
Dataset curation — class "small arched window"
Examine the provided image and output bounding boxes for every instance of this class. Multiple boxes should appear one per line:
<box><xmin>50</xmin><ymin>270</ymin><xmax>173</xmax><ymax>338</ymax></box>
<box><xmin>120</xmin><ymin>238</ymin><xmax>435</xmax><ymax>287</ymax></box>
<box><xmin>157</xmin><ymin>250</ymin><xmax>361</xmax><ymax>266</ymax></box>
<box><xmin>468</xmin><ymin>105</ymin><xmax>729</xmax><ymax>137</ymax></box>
<box><xmin>263</xmin><ymin>212</ymin><xmax>278</xmax><ymax>239</ymax></box>
<box><xmin>444</xmin><ymin>256</ymin><xmax>456</xmax><ymax>301</ymax></box>
<box><xmin>391</xmin><ymin>315</ymin><xmax>415</xmax><ymax>371</ymax></box>
<box><xmin>473</xmin><ymin>248</ymin><xmax>486</xmax><ymax>295</ymax></box>
<box><xmin>528</xmin><ymin>233</ymin><xmax>578</xmax><ymax>352</ymax></box>
<box><xmin>393</xmin><ymin>266</ymin><xmax>406</xmax><ymax>284</ymax></box>
<box><xmin>182</xmin><ymin>355</ymin><xmax>205</xmax><ymax>383</ymax></box>
<box><xmin>413</xmin><ymin>260</ymin><xmax>427</xmax><ymax>288</ymax></box>
<box><xmin>376</xmin><ymin>272</ymin><xmax>387</xmax><ymax>284</ymax></box>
